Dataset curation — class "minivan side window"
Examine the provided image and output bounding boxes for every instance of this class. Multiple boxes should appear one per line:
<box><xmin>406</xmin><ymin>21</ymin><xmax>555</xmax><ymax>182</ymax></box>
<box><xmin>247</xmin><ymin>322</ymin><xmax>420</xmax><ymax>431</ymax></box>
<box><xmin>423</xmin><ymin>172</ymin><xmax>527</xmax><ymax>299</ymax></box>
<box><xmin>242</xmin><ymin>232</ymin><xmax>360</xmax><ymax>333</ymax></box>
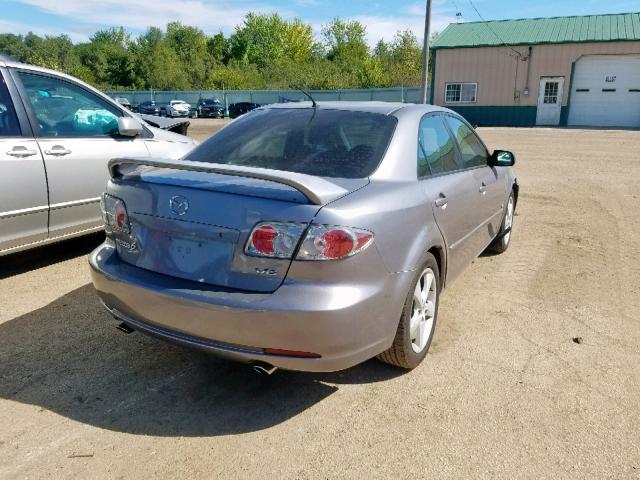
<box><xmin>0</xmin><ymin>74</ymin><xmax>20</xmax><ymax>137</ymax></box>
<box><xmin>444</xmin><ymin>115</ymin><xmax>488</xmax><ymax>169</ymax></box>
<box><xmin>17</xmin><ymin>72</ymin><xmax>122</xmax><ymax>138</ymax></box>
<box><xmin>417</xmin><ymin>114</ymin><xmax>459</xmax><ymax>177</ymax></box>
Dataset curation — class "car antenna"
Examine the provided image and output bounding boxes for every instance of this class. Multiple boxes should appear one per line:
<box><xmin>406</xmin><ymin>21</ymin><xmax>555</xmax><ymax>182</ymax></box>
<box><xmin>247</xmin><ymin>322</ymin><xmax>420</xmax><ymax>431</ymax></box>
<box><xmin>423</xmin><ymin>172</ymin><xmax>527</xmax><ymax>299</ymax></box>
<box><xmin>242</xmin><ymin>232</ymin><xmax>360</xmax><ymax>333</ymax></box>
<box><xmin>294</xmin><ymin>86</ymin><xmax>317</xmax><ymax>108</ymax></box>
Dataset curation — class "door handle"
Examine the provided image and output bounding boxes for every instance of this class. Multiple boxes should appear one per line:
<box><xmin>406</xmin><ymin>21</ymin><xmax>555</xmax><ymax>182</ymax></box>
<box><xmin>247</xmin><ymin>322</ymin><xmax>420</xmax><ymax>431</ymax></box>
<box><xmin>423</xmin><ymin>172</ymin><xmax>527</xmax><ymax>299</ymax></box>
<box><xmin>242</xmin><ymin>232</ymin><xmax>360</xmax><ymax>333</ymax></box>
<box><xmin>45</xmin><ymin>146</ymin><xmax>72</xmax><ymax>156</ymax></box>
<box><xmin>479</xmin><ymin>183</ymin><xmax>487</xmax><ymax>195</ymax></box>
<box><xmin>6</xmin><ymin>148</ymin><xmax>38</xmax><ymax>157</ymax></box>
<box><xmin>434</xmin><ymin>195</ymin><xmax>448</xmax><ymax>209</ymax></box>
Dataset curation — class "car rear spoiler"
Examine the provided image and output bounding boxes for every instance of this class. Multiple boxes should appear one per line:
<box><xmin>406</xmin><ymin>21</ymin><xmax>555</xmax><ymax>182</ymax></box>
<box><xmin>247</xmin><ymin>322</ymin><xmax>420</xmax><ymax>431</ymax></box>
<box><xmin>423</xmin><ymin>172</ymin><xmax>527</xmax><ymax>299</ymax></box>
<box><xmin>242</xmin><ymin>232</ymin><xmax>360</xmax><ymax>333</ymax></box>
<box><xmin>108</xmin><ymin>157</ymin><xmax>351</xmax><ymax>206</ymax></box>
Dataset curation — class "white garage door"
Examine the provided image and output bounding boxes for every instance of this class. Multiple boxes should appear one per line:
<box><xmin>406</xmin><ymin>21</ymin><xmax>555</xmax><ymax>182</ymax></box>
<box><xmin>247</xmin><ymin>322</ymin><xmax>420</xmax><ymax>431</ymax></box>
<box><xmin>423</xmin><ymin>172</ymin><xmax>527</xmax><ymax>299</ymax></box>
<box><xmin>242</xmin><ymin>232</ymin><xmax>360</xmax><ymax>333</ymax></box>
<box><xmin>568</xmin><ymin>55</ymin><xmax>640</xmax><ymax>127</ymax></box>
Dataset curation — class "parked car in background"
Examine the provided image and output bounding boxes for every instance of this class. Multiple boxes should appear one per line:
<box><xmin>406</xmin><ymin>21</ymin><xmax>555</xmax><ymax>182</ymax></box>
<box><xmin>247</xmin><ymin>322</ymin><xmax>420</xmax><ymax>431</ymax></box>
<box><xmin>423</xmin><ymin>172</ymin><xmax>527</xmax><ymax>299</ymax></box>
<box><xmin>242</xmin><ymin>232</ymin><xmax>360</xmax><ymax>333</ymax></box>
<box><xmin>136</xmin><ymin>100</ymin><xmax>160</xmax><ymax>116</ymax></box>
<box><xmin>164</xmin><ymin>100</ymin><xmax>191</xmax><ymax>118</ymax></box>
<box><xmin>90</xmin><ymin>102</ymin><xmax>518</xmax><ymax>373</ymax></box>
<box><xmin>197</xmin><ymin>99</ymin><xmax>224</xmax><ymax>118</ymax></box>
<box><xmin>114</xmin><ymin>97</ymin><xmax>132</xmax><ymax>110</ymax></box>
<box><xmin>0</xmin><ymin>57</ymin><xmax>197</xmax><ymax>256</ymax></box>
<box><xmin>228</xmin><ymin>101</ymin><xmax>260</xmax><ymax>119</ymax></box>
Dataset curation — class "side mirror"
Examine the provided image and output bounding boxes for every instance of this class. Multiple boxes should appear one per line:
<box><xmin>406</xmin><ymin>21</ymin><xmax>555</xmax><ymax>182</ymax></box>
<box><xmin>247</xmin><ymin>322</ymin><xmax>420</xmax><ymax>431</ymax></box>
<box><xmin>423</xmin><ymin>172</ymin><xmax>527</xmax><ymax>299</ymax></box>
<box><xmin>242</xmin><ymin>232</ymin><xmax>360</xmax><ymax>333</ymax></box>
<box><xmin>117</xmin><ymin>116</ymin><xmax>143</xmax><ymax>137</ymax></box>
<box><xmin>489</xmin><ymin>150</ymin><xmax>515</xmax><ymax>167</ymax></box>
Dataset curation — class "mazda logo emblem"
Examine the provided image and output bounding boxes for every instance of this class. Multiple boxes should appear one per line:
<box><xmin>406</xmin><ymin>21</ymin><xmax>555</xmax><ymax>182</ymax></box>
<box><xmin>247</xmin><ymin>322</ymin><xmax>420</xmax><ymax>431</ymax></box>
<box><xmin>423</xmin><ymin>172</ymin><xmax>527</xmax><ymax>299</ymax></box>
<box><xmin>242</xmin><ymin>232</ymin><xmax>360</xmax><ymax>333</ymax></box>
<box><xmin>169</xmin><ymin>195</ymin><xmax>189</xmax><ymax>216</ymax></box>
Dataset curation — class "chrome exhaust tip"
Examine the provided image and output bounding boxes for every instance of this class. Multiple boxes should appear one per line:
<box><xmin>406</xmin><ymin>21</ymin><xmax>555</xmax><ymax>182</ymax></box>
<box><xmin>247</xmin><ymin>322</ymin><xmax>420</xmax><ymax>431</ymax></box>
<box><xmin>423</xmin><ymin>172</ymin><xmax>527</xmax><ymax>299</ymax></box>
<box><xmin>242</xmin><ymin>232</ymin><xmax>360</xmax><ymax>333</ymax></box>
<box><xmin>253</xmin><ymin>361</ymin><xmax>278</xmax><ymax>376</ymax></box>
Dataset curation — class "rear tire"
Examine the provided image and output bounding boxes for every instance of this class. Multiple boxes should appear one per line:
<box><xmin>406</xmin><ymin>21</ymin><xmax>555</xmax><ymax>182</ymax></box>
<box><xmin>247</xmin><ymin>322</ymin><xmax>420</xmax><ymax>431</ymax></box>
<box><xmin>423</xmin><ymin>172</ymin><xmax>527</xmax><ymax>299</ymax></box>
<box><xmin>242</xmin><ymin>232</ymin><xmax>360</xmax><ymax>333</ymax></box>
<box><xmin>377</xmin><ymin>253</ymin><xmax>440</xmax><ymax>369</ymax></box>
<box><xmin>488</xmin><ymin>192</ymin><xmax>515</xmax><ymax>254</ymax></box>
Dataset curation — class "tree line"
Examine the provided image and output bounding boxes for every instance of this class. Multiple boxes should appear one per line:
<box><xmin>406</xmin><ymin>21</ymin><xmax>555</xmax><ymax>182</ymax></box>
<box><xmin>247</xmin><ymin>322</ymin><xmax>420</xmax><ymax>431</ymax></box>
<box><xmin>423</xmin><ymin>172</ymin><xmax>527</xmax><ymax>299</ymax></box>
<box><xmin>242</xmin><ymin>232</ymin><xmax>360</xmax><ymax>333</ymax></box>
<box><xmin>0</xmin><ymin>14</ymin><xmax>429</xmax><ymax>91</ymax></box>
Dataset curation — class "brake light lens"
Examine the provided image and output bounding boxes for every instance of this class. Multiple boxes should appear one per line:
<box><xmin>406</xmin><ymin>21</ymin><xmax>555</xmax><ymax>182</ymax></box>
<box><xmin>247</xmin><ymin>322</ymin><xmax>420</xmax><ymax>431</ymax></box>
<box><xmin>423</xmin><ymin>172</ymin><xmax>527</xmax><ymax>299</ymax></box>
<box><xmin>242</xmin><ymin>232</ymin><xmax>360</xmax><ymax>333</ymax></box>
<box><xmin>101</xmin><ymin>193</ymin><xmax>130</xmax><ymax>233</ymax></box>
<box><xmin>245</xmin><ymin>222</ymin><xmax>306</xmax><ymax>258</ymax></box>
<box><xmin>296</xmin><ymin>225</ymin><xmax>374</xmax><ymax>260</ymax></box>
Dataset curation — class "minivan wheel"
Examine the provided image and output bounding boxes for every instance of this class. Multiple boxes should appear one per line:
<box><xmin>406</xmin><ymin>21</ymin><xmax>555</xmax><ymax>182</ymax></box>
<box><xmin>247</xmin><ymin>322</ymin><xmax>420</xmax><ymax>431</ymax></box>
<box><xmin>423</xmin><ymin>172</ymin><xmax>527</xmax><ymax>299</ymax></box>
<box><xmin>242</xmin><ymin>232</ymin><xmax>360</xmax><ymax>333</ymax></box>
<box><xmin>377</xmin><ymin>253</ymin><xmax>440</xmax><ymax>369</ymax></box>
<box><xmin>489</xmin><ymin>192</ymin><xmax>515</xmax><ymax>254</ymax></box>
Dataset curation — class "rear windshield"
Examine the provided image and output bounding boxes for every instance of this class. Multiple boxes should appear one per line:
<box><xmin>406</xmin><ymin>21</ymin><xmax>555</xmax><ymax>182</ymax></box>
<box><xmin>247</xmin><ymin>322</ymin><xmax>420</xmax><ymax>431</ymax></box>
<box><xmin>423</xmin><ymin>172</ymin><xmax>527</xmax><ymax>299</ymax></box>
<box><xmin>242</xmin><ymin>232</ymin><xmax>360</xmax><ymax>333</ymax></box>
<box><xmin>186</xmin><ymin>108</ymin><xmax>397</xmax><ymax>178</ymax></box>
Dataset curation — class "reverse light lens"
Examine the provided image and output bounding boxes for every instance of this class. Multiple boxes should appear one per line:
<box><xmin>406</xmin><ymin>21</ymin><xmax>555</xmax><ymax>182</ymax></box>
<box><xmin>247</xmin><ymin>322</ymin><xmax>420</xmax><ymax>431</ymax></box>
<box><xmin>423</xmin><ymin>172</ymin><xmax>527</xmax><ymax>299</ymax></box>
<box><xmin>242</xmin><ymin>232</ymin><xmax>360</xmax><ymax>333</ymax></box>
<box><xmin>245</xmin><ymin>222</ymin><xmax>306</xmax><ymax>258</ymax></box>
<box><xmin>296</xmin><ymin>225</ymin><xmax>374</xmax><ymax>260</ymax></box>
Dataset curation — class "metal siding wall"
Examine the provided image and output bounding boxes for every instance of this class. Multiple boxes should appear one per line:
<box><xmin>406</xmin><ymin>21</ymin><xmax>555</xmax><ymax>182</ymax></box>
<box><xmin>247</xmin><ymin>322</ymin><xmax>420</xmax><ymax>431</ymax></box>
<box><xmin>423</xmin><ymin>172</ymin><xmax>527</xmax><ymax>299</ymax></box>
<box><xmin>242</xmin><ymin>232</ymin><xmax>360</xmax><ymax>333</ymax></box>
<box><xmin>434</xmin><ymin>41</ymin><xmax>640</xmax><ymax>108</ymax></box>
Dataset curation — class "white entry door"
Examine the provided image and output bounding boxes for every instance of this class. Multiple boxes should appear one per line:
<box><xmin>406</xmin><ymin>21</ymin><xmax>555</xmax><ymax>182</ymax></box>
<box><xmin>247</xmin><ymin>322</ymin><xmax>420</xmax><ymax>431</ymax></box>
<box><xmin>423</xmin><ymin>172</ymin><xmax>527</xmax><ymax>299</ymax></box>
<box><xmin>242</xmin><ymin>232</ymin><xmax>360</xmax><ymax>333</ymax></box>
<box><xmin>536</xmin><ymin>77</ymin><xmax>564</xmax><ymax>126</ymax></box>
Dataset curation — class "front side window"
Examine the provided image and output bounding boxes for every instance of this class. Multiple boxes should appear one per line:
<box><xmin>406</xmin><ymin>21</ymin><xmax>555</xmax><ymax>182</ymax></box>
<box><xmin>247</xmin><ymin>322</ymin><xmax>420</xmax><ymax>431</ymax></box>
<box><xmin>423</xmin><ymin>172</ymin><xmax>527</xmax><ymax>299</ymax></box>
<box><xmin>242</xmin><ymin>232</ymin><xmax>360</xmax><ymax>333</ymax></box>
<box><xmin>187</xmin><ymin>108</ymin><xmax>397</xmax><ymax>179</ymax></box>
<box><xmin>444</xmin><ymin>116</ymin><xmax>488</xmax><ymax>169</ymax></box>
<box><xmin>417</xmin><ymin>115</ymin><xmax>459</xmax><ymax>176</ymax></box>
<box><xmin>445</xmin><ymin>83</ymin><xmax>477</xmax><ymax>103</ymax></box>
<box><xmin>0</xmin><ymin>74</ymin><xmax>20</xmax><ymax>137</ymax></box>
<box><xmin>18</xmin><ymin>72</ymin><xmax>121</xmax><ymax>138</ymax></box>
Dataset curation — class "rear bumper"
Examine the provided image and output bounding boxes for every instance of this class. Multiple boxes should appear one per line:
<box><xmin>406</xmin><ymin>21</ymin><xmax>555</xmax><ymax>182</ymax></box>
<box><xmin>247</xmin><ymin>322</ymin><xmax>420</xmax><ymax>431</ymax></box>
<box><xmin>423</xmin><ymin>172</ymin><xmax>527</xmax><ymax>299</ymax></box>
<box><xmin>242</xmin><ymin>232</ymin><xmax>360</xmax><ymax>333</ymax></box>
<box><xmin>89</xmin><ymin>243</ymin><xmax>411</xmax><ymax>372</ymax></box>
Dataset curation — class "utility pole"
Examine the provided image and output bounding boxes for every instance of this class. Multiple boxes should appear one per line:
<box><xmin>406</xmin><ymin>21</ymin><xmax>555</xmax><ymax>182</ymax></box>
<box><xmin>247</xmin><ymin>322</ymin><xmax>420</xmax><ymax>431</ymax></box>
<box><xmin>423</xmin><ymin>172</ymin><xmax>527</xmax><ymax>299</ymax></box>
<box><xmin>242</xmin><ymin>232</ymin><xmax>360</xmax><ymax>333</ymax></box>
<box><xmin>420</xmin><ymin>0</ymin><xmax>432</xmax><ymax>104</ymax></box>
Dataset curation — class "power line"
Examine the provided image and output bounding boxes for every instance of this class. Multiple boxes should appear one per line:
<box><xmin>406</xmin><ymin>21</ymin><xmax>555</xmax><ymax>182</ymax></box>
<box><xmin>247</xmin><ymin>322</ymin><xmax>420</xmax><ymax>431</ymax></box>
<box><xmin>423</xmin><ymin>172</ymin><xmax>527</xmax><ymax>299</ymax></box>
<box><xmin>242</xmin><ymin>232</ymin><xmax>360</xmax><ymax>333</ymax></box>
<box><xmin>466</xmin><ymin>0</ymin><xmax>523</xmax><ymax>57</ymax></box>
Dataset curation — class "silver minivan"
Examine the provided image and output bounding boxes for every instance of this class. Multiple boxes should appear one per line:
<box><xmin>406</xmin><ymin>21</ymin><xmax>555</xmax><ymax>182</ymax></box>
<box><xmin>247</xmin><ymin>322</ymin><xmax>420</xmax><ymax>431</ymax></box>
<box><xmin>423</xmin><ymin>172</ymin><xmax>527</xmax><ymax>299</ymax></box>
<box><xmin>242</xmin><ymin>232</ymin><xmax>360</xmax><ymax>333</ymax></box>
<box><xmin>0</xmin><ymin>57</ymin><xmax>196</xmax><ymax>255</ymax></box>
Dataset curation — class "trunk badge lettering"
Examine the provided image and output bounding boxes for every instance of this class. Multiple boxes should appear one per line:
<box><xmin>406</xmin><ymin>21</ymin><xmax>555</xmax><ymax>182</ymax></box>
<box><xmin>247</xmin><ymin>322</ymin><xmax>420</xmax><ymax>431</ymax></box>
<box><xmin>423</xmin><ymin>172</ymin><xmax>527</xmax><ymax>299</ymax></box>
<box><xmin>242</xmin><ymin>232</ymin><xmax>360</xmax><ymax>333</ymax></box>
<box><xmin>255</xmin><ymin>268</ymin><xmax>278</xmax><ymax>276</ymax></box>
<box><xmin>170</xmin><ymin>195</ymin><xmax>189</xmax><ymax>216</ymax></box>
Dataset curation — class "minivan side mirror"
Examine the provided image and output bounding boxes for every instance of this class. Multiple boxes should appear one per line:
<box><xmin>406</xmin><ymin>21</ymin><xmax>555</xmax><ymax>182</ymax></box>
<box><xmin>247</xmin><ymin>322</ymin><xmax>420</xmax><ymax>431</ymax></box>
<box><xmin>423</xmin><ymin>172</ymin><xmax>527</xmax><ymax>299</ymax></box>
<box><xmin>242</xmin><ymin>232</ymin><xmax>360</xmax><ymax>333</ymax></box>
<box><xmin>117</xmin><ymin>117</ymin><xmax>143</xmax><ymax>137</ymax></box>
<box><xmin>489</xmin><ymin>150</ymin><xmax>515</xmax><ymax>167</ymax></box>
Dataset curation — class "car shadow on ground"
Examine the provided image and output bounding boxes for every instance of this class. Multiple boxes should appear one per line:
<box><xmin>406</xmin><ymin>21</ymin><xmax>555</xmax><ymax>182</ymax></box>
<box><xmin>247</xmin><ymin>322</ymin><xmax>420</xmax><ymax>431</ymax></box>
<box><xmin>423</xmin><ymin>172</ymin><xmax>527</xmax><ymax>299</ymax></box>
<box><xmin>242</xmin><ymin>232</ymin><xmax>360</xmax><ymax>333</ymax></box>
<box><xmin>0</xmin><ymin>284</ymin><xmax>403</xmax><ymax>437</ymax></box>
<box><xmin>0</xmin><ymin>233</ymin><xmax>104</xmax><ymax>279</ymax></box>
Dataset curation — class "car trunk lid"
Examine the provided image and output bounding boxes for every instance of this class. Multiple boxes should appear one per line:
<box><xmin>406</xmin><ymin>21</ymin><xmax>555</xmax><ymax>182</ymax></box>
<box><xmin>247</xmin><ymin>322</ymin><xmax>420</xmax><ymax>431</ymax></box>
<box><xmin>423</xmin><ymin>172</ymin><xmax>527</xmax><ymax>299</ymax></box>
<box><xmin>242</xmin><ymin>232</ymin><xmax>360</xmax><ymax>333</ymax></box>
<box><xmin>107</xmin><ymin>158</ymin><xmax>367</xmax><ymax>292</ymax></box>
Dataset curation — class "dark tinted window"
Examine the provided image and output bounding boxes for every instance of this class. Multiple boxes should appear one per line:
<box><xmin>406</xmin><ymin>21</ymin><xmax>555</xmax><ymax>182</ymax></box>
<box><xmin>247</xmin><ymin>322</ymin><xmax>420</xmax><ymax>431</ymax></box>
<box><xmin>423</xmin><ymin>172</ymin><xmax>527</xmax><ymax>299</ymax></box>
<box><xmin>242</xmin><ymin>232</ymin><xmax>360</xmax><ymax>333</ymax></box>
<box><xmin>187</xmin><ymin>108</ymin><xmax>397</xmax><ymax>178</ymax></box>
<box><xmin>444</xmin><ymin>116</ymin><xmax>488</xmax><ymax>169</ymax></box>
<box><xmin>0</xmin><ymin>74</ymin><xmax>20</xmax><ymax>137</ymax></box>
<box><xmin>418</xmin><ymin>115</ymin><xmax>458</xmax><ymax>176</ymax></box>
<box><xmin>18</xmin><ymin>72</ymin><xmax>122</xmax><ymax>137</ymax></box>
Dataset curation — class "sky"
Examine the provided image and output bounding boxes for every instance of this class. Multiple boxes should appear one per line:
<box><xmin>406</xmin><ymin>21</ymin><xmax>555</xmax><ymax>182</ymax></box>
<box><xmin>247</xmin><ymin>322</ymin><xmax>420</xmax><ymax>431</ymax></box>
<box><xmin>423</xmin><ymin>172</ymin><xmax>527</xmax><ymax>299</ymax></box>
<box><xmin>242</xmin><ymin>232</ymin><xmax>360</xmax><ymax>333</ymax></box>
<box><xmin>1</xmin><ymin>0</ymin><xmax>638</xmax><ymax>45</ymax></box>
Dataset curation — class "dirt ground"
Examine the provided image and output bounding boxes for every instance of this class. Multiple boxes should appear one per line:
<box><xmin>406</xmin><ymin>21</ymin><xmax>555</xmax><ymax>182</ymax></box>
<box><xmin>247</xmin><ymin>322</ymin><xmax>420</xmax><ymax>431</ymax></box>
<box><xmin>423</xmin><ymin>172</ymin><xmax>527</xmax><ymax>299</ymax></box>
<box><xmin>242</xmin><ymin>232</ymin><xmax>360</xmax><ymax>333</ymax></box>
<box><xmin>1</xmin><ymin>120</ymin><xmax>639</xmax><ymax>479</ymax></box>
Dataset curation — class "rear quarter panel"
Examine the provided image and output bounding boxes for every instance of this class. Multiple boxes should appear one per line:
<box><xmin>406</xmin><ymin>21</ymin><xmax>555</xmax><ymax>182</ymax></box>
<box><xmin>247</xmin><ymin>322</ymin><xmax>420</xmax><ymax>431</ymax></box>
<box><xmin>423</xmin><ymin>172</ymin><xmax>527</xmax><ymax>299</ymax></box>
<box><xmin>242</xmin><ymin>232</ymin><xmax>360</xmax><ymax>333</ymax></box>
<box><xmin>314</xmin><ymin>180</ymin><xmax>445</xmax><ymax>276</ymax></box>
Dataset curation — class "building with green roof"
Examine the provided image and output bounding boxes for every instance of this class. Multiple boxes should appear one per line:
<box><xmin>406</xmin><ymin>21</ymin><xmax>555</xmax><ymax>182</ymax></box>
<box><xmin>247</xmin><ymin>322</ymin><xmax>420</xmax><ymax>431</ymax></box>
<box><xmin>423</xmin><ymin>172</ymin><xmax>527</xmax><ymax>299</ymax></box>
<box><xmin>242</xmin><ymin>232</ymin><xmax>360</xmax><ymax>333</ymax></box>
<box><xmin>429</xmin><ymin>13</ymin><xmax>640</xmax><ymax>127</ymax></box>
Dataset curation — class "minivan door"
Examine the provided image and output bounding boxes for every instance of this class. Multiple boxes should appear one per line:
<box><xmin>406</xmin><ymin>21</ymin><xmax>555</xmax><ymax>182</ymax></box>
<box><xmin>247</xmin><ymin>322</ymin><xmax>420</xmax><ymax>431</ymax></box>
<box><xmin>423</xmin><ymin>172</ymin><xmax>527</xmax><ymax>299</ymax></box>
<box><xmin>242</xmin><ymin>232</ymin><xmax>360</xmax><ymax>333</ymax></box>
<box><xmin>14</xmin><ymin>70</ymin><xmax>148</xmax><ymax>239</ymax></box>
<box><xmin>0</xmin><ymin>69</ymin><xmax>48</xmax><ymax>253</ymax></box>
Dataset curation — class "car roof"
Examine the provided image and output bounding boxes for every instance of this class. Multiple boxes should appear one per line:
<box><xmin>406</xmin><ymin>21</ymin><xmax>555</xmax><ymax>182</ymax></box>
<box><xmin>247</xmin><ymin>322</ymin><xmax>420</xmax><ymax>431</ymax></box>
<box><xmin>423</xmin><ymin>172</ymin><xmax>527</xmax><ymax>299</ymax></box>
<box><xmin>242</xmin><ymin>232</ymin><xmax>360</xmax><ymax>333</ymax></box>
<box><xmin>264</xmin><ymin>101</ymin><xmax>450</xmax><ymax>116</ymax></box>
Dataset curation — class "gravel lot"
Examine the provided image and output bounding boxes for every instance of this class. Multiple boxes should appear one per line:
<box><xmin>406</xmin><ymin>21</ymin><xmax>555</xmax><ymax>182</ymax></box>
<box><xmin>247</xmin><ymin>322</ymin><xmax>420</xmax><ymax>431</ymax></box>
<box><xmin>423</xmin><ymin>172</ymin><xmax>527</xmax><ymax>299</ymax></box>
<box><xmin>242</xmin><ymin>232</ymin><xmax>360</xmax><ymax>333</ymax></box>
<box><xmin>1</xmin><ymin>120</ymin><xmax>639</xmax><ymax>479</ymax></box>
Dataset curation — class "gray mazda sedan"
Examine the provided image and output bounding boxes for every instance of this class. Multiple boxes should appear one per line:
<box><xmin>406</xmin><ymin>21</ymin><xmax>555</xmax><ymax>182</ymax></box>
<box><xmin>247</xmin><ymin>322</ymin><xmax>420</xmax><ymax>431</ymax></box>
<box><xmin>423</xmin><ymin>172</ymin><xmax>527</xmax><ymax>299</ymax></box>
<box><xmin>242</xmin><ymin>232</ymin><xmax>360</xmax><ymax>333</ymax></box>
<box><xmin>89</xmin><ymin>102</ymin><xmax>518</xmax><ymax>372</ymax></box>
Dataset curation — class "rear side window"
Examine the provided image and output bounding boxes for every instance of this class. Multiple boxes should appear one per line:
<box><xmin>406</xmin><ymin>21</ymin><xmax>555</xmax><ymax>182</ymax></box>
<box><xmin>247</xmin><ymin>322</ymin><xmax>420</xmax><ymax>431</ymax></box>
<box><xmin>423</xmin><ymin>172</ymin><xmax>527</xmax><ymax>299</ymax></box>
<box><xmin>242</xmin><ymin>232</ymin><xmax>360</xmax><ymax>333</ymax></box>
<box><xmin>0</xmin><ymin>74</ymin><xmax>20</xmax><ymax>137</ymax></box>
<box><xmin>17</xmin><ymin>72</ymin><xmax>122</xmax><ymax>138</ymax></box>
<box><xmin>187</xmin><ymin>108</ymin><xmax>397</xmax><ymax>178</ymax></box>
<box><xmin>418</xmin><ymin>115</ymin><xmax>458</xmax><ymax>176</ymax></box>
<box><xmin>444</xmin><ymin>116</ymin><xmax>488</xmax><ymax>169</ymax></box>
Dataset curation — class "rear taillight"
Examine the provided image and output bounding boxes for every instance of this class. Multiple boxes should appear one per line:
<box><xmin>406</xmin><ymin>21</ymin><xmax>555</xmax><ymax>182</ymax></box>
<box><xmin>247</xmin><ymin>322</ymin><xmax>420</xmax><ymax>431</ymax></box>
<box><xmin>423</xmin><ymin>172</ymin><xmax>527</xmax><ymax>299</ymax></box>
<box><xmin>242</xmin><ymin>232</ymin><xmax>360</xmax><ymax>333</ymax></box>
<box><xmin>245</xmin><ymin>222</ymin><xmax>306</xmax><ymax>258</ymax></box>
<box><xmin>296</xmin><ymin>225</ymin><xmax>373</xmax><ymax>260</ymax></box>
<box><xmin>101</xmin><ymin>193</ymin><xmax>130</xmax><ymax>233</ymax></box>
<box><xmin>245</xmin><ymin>222</ymin><xmax>373</xmax><ymax>261</ymax></box>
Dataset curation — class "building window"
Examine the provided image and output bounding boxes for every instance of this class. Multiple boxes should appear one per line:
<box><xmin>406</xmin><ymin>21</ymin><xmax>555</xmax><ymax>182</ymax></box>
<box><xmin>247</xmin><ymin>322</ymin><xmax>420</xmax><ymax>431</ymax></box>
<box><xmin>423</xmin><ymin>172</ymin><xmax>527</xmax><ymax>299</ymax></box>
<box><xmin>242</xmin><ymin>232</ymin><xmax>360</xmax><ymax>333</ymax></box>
<box><xmin>543</xmin><ymin>82</ymin><xmax>559</xmax><ymax>104</ymax></box>
<box><xmin>444</xmin><ymin>83</ymin><xmax>477</xmax><ymax>103</ymax></box>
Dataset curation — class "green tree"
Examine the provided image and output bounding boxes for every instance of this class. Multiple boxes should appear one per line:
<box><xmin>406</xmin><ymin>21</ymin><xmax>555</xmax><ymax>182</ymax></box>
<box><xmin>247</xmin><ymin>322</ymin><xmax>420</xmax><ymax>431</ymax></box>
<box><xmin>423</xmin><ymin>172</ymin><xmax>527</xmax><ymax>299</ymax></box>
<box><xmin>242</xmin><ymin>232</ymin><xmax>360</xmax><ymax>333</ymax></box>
<box><xmin>207</xmin><ymin>32</ymin><xmax>230</xmax><ymax>64</ymax></box>
<box><xmin>388</xmin><ymin>30</ymin><xmax>422</xmax><ymax>86</ymax></box>
<box><xmin>78</xmin><ymin>27</ymin><xmax>134</xmax><ymax>88</ymax></box>
<box><xmin>131</xmin><ymin>27</ymin><xmax>190</xmax><ymax>90</ymax></box>
<box><xmin>229</xmin><ymin>13</ymin><xmax>315</xmax><ymax>68</ymax></box>
<box><xmin>321</xmin><ymin>18</ymin><xmax>368</xmax><ymax>63</ymax></box>
<box><xmin>166</xmin><ymin>22</ymin><xmax>211</xmax><ymax>88</ymax></box>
